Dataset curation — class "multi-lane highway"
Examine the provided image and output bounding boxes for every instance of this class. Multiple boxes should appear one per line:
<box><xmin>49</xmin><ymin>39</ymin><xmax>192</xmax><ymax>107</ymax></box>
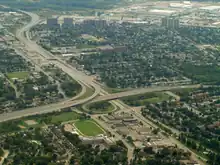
<box><xmin>0</xmin><ymin>83</ymin><xmax>201</xmax><ymax>123</ymax></box>
<box><xmin>0</xmin><ymin>9</ymin><xmax>202</xmax><ymax>123</ymax></box>
<box><xmin>15</xmin><ymin>11</ymin><xmax>102</xmax><ymax>103</ymax></box>
<box><xmin>92</xmin><ymin>84</ymin><xmax>200</xmax><ymax>102</ymax></box>
<box><xmin>0</xmin><ymin>10</ymin><xmax>202</xmax><ymax>124</ymax></box>
<box><xmin>0</xmin><ymin>10</ymin><xmax>207</xmax><ymax>164</ymax></box>
<box><xmin>16</xmin><ymin>11</ymin><xmax>100</xmax><ymax>92</ymax></box>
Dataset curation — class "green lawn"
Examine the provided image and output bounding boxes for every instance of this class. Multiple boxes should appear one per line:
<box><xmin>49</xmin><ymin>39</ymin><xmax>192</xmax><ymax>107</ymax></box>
<box><xmin>74</xmin><ymin>120</ymin><xmax>104</xmax><ymax>136</ymax></box>
<box><xmin>104</xmin><ymin>87</ymin><xmax>129</xmax><ymax>93</ymax></box>
<box><xmin>121</xmin><ymin>92</ymin><xmax>171</xmax><ymax>106</ymax></box>
<box><xmin>171</xmin><ymin>88</ymin><xmax>195</xmax><ymax>97</ymax></box>
<box><xmin>143</xmin><ymin>97</ymin><xmax>164</xmax><ymax>103</ymax></box>
<box><xmin>7</xmin><ymin>71</ymin><xmax>29</xmax><ymax>80</ymax></box>
<box><xmin>76</xmin><ymin>44</ymin><xmax>97</xmax><ymax>49</ymax></box>
<box><xmin>86</xmin><ymin>101</ymin><xmax>115</xmax><ymax>114</ymax></box>
<box><xmin>0</xmin><ymin>111</ymin><xmax>81</xmax><ymax>133</ymax></box>
<box><xmin>143</xmin><ymin>93</ymin><xmax>170</xmax><ymax>103</ymax></box>
<box><xmin>77</xmin><ymin>86</ymin><xmax>94</xmax><ymax>100</ymax></box>
<box><xmin>51</xmin><ymin>111</ymin><xmax>79</xmax><ymax>124</ymax></box>
<box><xmin>18</xmin><ymin>119</ymin><xmax>44</xmax><ymax>129</ymax></box>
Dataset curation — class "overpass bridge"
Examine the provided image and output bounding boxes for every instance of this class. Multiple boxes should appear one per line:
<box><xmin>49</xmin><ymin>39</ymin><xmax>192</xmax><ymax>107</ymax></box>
<box><xmin>91</xmin><ymin>84</ymin><xmax>201</xmax><ymax>102</ymax></box>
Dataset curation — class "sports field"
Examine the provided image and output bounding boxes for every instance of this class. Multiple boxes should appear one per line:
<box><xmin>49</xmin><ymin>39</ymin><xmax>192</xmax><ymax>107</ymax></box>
<box><xmin>74</xmin><ymin>120</ymin><xmax>104</xmax><ymax>136</ymax></box>
<box><xmin>7</xmin><ymin>72</ymin><xmax>29</xmax><ymax>80</ymax></box>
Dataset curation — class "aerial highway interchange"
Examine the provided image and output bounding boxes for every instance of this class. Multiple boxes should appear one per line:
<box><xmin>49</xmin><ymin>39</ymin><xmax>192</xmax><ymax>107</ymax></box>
<box><xmin>0</xmin><ymin>10</ymin><xmax>200</xmax><ymax>123</ymax></box>
<box><xmin>1</xmin><ymin>3</ymin><xmax>220</xmax><ymax>164</ymax></box>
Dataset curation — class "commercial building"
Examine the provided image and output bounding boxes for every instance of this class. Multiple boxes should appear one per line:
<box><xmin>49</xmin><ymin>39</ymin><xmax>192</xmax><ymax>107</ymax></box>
<box><xmin>83</xmin><ymin>19</ymin><xmax>107</xmax><ymax>28</ymax></box>
<box><xmin>46</xmin><ymin>18</ymin><xmax>59</xmax><ymax>28</ymax></box>
<box><xmin>161</xmin><ymin>18</ymin><xmax>179</xmax><ymax>29</ymax></box>
<box><xmin>63</xmin><ymin>18</ymin><xmax>73</xmax><ymax>26</ymax></box>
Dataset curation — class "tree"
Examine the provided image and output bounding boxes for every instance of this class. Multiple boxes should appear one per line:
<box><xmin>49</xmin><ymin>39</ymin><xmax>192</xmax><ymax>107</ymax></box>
<box><xmin>152</xmin><ymin>128</ymin><xmax>160</xmax><ymax>135</ymax></box>
<box><xmin>127</xmin><ymin>136</ymin><xmax>133</xmax><ymax>143</ymax></box>
<box><xmin>144</xmin><ymin>146</ymin><xmax>154</xmax><ymax>154</ymax></box>
<box><xmin>0</xmin><ymin>148</ymin><xmax>4</xmax><ymax>157</ymax></box>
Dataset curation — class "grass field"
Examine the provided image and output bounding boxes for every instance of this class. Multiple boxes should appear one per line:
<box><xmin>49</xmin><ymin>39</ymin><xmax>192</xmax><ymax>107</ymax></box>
<box><xmin>104</xmin><ymin>87</ymin><xmax>129</xmax><ymax>93</ymax></box>
<box><xmin>171</xmin><ymin>88</ymin><xmax>195</xmax><ymax>97</ymax></box>
<box><xmin>121</xmin><ymin>92</ymin><xmax>171</xmax><ymax>106</ymax></box>
<box><xmin>81</xmin><ymin>34</ymin><xmax>105</xmax><ymax>42</ymax></box>
<box><xmin>144</xmin><ymin>97</ymin><xmax>165</xmax><ymax>103</ymax></box>
<box><xmin>51</xmin><ymin>111</ymin><xmax>79</xmax><ymax>124</ymax></box>
<box><xmin>76</xmin><ymin>44</ymin><xmax>97</xmax><ymax>49</ymax></box>
<box><xmin>85</xmin><ymin>101</ymin><xmax>116</xmax><ymax>114</ymax></box>
<box><xmin>18</xmin><ymin>119</ymin><xmax>44</xmax><ymax>129</ymax></box>
<box><xmin>74</xmin><ymin>120</ymin><xmax>104</xmax><ymax>136</ymax></box>
<box><xmin>1</xmin><ymin>111</ymin><xmax>81</xmax><ymax>133</ymax></box>
<box><xmin>7</xmin><ymin>71</ymin><xmax>29</xmax><ymax>80</ymax></box>
<box><xmin>77</xmin><ymin>86</ymin><xmax>94</xmax><ymax>100</ymax></box>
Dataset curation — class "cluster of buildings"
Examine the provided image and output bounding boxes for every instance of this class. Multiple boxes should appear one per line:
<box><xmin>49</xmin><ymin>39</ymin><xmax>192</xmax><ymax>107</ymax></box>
<box><xmin>63</xmin><ymin>123</ymin><xmax>114</xmax><ymax>145</ymax></box>
<box><xmin>103</xmin><ymin>111</ymin><xmax>175</xmax><ymax>149</ymax></box>
<box><xmin>161</xmin><ymin>17</ymin><xmax>180</xmax><ymax>29</ymax></box>
<box><xmin>46</xmin><ymin>17</ymin><xmax>108</xmax><ymax>28</ymax></box>
<box><xmin>83</xmin><ymin>19</ymin><xmax>107</xmax><ymax>28</ymax></box>
<box><xmin>46</xmin><ymin>17</ymin><xmax>74</xmax><ymax>28</ymax></box>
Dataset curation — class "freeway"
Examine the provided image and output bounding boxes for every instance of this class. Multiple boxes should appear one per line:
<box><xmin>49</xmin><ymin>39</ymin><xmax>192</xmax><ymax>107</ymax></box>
<box><xmin>0</xmin><ymin>84</ymin><xmax>201</xmax><ymax>123</ymax></box>
<box><xmin>16</xmin><ymin>11</ymin><xmax>101</xmax><ymax>92</ymax></box>
<box><xmin>15</xmin><ymin>10</ymin><xmax>102</xmax><ymax>105</ymax></box>
<box><xmin>93</xmin><ymin>84</ymin><xmax>201</xmax><ymax>102</ymax></box>
<box><xmin>0</xmin><ymin>10</ymin><xmax>202</xmax><ymax>125</ymax></box>
<box><xmin>0</xmin><ymin>90</ymin><xmax>97</xmax><ymax>122</ymax></box>
<box><xmin>0</xmin><ymin>9</ymin><xmax>207</xmax><ymax>164</ymax></box>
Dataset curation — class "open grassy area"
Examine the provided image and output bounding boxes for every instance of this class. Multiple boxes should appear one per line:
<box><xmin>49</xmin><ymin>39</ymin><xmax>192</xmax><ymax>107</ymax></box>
<box><xmin>104</xmin><ymin>87</ymin><xmax>129</xmax><ymax>93</ymax></box>
<box><xmin>145</xmin><ymin>97</ymin><xmax>166</xmax><ymax>103</ymax></box>
<box><xmin>19</xmin><ymin>111</ymin><xmax>80</xmax><ymax>128</ymax></box>
<box><xmin>121</xmin><ymin>92</ymin><xmax>171</xmax><ymax>106</ymax></box>
<box><xmin>19</xmin><ymin>122</ymin><xmax>44</xmax><ymax>129</ymax></box>
<box><xmin>74</xmin><ymin>120</ymin><xmax>104</xmax><ymax>136</ymax></box>
<box><xmin>171</xmin><ymin>88</ymin><xmax>196</xmax><ymax>97</ymax></box>
<box><xmin>6</xmin><ymin>71</ymin><xmax>29</xmax><ymax>80</ymax></box>
<box><xmin>77</xmin><ymin>86</ymin><xmax>94</xmax><ymax>100</ymax></box>
<box><xmin>76</xmin><ymin>44</ymin><xmax>97</xmax><ymax>49</ymax></box>
<box><xmin>81</xmin><ymin>34</ymin><xmax>105</xmax><ymax>42</ymax></box>
<box><xmin>18</xmin><ymin>119</ymin><xmax>45</xmax><ymax>130</ymax></box>
<box><xmin>0</xmin><ymin>111</ymin><xmax>82</xmax><ymax>134</ymax></box>
<box><xmin>51</xmin><ymin>111</ymin><xmax>79</xmax><ymax>124</ymax></box>
<box><xmin>86</xmin><ymin>101</ymin><xmax>116</xmax><ymax>114</ymax></box>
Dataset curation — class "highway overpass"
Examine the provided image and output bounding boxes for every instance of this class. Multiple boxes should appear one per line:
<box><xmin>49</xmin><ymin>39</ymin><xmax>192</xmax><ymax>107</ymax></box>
<box><xmin>0</xmin><ymin>84</ymin><xmax>201</xmax><ymax>123</ymax></box>
<box><xmin>92</xmin><ymin>84</ymin><xmax>201</xmax><ymax>102</ymax></box>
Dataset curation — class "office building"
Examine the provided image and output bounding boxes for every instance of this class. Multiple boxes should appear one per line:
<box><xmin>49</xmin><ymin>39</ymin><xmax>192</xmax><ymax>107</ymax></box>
<box><xmin>83</xmin><ymin>19</ymin><xmax>107</xmax><ymax>28</ymax></box>
<box><xmin>63</xmin><ymin>18</ymin><xmax>73</xmax><ymax>26</ymax></box>
<box><xmin>46</xmin><ymin>18</ymin><xmax>59</xmax><ymax>27</ymax></box>
<box><xmin>161</xmin><ymin>18</ymin><xmax>179</xmax><ymax>29</ymax></box>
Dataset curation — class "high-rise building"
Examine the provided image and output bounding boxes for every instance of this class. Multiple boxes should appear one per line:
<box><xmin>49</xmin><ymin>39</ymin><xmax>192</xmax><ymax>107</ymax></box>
<box><xmin>46</xmin><ymin>18</ymin><xmax>59</xmax><ymax>27</ymax></box>
<box><xmin>173</xmin><ymin>19</ymin><xmax>179</xmax><ymax>29</ymax></box>
<box><xmin>161</xmin><ymin>18</ymin><xmax>179</xmax><ymax>29</ymax></box>
<box><xmin>83</xmin><ymin>19</ymin><xmax>107</xmax><ymax>28</ymax></box>
<box><xmin>95</xmin><ymin>20</ymin><xmax>107</xmax><ymax>28</ymax></box>
<box><xmin>63</xmin><ymin>18</ymin><xmax>73</xmax><ymax>26</ymax></box>
<box><xmin>161</xmin><ymin>17</ymin><xmax>168</xmax><ymax>27</ymax></box>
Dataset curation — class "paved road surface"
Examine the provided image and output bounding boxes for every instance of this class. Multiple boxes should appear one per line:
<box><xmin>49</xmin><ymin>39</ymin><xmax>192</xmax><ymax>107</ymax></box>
<box><xmin>93</xmin><ymin>84</ymin><xmax>200</xmax><ymax>102</ymax></box>
<box><xmin>91</xmin><ymin>116</ymin><xmax>134</xmax><ymax>162</ymax></box>
<box><xmin>2</xmin><ymin>9</ymin><xmax>207</xmax><ymax>164</ymax></box>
